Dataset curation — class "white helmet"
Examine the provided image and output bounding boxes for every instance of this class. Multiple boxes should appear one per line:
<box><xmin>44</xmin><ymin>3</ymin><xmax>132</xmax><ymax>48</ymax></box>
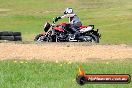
<box><xmin>64</xmin><ymin>8</ymin><xmax>73</xmax><ymax>14</ymax></box>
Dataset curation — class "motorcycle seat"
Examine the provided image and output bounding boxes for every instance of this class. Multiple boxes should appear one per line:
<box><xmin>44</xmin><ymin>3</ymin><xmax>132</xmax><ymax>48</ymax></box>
<box><xmin>80</xmin><ymin>26</ymin><xmax>87</xmax><ymax>29</ymax></box>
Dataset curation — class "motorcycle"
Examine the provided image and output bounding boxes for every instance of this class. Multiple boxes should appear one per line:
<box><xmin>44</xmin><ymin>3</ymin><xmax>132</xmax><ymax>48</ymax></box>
<box><xmin>34</xmin><ymin>19</ymin><xmax>101</xmax><ymax>43</ymax></box>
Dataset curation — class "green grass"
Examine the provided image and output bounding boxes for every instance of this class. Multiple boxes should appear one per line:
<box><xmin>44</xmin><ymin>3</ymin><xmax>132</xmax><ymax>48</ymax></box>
<box><xmin>0</xmin><ymin>60</ymin><xmax>131</xmax><ymax>88</ymax></box>
<box><xmin>0</xmin><ymin>0</ymin><xmax>132</xmax><ymax>44</ymax></box>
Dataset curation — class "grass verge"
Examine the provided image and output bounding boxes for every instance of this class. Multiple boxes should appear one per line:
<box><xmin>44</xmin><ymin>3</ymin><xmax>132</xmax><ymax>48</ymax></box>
<box><xmin>0</xmin><ymin>59</ymin><xmax>131</xmax><ymax>88</ymax></box>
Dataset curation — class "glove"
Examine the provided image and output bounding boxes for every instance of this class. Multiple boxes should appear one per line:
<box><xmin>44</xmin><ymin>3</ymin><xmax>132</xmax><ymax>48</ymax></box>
<box><xmin>55</xmin><ymin>16</ymin><xmax>61</xmax><ymax>22</ymax></box>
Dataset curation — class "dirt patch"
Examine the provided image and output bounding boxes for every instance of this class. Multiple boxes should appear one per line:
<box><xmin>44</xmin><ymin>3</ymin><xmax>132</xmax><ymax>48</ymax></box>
<box><xmin>0</xmin><ymin>43</ymin><xmax>132</xmax><ymax>62</ymax></box>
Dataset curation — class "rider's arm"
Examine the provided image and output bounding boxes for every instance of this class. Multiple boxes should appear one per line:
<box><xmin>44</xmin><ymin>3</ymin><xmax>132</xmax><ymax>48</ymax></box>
<box><xmin>55</xmin><ymin>14</ymin><xmax>75</xmax><ymax>22</ymax></box>
<box><xmin>61</xmin><ymin>14</ymin><xmax>75</xmax><ymax>18</ymax></box>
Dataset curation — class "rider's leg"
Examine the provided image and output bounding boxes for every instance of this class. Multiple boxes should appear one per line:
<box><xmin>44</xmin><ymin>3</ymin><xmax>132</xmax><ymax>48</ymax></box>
<box><xmin>70</xmin><ymin>24</ymin><xmax>86</xmax><ymax>41</ymax></box>
<box><xmin>70</xmin><ymin>24</ymin><xmax>80</xmax><ymax>39</ymax></box>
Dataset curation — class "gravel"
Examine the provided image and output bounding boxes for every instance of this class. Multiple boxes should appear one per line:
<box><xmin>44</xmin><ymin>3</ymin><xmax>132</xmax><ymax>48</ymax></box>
<box><xmin>0</xmin><ymin>43</ymin><xmax>132</xmax><ymax>62</ymax></box>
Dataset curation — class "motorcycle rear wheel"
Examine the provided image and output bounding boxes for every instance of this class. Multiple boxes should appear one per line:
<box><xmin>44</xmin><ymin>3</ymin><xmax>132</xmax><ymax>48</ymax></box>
<box><xmin>90</xmin><ymin>34</ymin><xmax>99</xmax><ymax>43</ymax></box>
<box><xmin>82</xmin><ymin>34</ymin><xmax>99</xmax><ymax>43</ymax></box>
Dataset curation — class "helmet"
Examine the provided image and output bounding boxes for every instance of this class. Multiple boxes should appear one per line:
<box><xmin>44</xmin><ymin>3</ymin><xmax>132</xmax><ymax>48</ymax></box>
<box><xmin>64</xmin><ymin>8</ymin><xmax>73</xmax><ymax>14</ymax></box>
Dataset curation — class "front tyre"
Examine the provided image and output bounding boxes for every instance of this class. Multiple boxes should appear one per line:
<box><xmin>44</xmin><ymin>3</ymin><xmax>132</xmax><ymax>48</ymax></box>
<box><xmin>34</xmin><ymin>34</ymin><xmax>43</xmax><ymax>42</ymax></box>
<box><xmin>34</xmin><ymin>34</ymin><xmax>51</xmax><ymax>42</ymax></box>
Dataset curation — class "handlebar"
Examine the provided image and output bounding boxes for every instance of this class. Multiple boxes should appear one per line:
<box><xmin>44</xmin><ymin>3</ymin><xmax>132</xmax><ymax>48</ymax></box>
<box><xmin>52</xmin><ymin>18</ymin><xmax>56</xmax><ymax>24</ymax></box>
<box><xmin>53</xmin><ymin>20</ymin><xmax>55</xmax><ymax>24</ymax></box>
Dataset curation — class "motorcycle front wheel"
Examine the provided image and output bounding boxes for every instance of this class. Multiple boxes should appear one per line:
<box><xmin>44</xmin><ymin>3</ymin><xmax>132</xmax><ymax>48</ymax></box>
<box><xmin>34</xmin><ymin>34</ymin><xmax>52</xmax><ymax>42</ymax></box>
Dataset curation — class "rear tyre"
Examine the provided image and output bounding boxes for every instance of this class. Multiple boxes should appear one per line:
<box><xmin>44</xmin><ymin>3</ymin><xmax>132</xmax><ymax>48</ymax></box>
<box><xmin>82</xmin><ymin>34</ymin><xmax>99</xmax><ymax>43</ymax></box>
<box><xmin>90</xmin><ymin>34</ymin><xmax>99</xmax><ymax>43</ymax></box>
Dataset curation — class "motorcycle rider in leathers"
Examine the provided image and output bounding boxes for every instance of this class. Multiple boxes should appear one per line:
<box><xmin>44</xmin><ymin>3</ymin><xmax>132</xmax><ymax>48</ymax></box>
<box><xmin>54</xmin><ymin>8</ymin><xmax>82</xmax><ymax>40</ymax></box>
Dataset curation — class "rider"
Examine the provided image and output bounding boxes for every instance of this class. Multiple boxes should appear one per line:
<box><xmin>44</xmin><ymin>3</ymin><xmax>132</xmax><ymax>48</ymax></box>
<box><xmin>54</xmin><ymin>8</ymin><xmax>82</xmax><ymax>40</ymax></box>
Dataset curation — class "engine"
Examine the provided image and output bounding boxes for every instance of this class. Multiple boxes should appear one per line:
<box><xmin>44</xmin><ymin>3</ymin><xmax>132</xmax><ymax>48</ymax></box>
<box><xmin>57</xmin><ymin>33</ymin><xmax>68</xmax><ymax>41</ymax></box>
